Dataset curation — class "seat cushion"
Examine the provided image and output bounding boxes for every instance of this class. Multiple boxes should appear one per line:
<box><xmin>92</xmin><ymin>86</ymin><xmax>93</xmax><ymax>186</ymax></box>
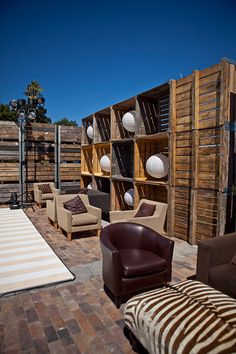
<box><xmin>120</xmin><ymin>249</ymin><xmax>167</xmax><ymax>277</ymax></box>
<box><xmin>42</xmin><ymin>193</ymin><xmax>54</xmax><ymax>200</ymax></box>
<box><xmin>72</xmin><ymin>213</ymin><xmax>98</xmax><ymax>226</ymax></box>
<box><xmin>209</xmin><ymin>263</ymin><xmax>236</xmax><ymax>298</ymax></box>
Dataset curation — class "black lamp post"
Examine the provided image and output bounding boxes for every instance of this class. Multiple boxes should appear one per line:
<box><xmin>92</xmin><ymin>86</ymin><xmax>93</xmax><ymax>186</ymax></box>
<box><xmin>9</xmin><ymin>96</ymin><xmax>45</xmax><ymax>207</ymax></box>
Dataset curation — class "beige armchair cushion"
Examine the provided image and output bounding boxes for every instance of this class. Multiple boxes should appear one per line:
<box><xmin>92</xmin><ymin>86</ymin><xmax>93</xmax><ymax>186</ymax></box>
<box><xmin>42</xmin><ymin>193</ymin><xmax>54</xmax><ymax>200</ymax></box>
<box><xmin>72</xmin><ymin>213</ymin><xmax>98</xmax><ymax>226</ymax></box>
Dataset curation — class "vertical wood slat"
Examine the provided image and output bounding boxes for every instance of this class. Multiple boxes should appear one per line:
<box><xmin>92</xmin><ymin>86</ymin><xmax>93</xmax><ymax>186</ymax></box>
<box><xmin>217</xmin><ymin>192</ymin><xmax>227</xmax><ymax>236</ymax></box>
<box><xmin>169</xmin><ymin>80</ymin><xmax>176</xmax><ymax>187</ymax></box>
<box><xmin>167</xmin><ymin>185</ymin><xmax>175</xmax><ymax>237</ymax></box>
<box><xmin>189</xmin><ymin>70</ymin><xmax>199</xmax><ymax>244</ymax></box>
<box><xmin>133</xmin><ymin>183</ymin><xmax>139</xmax><ymax>208</ymax></box>
<box><xmin>169</xmin><ymin>80</ymin><xmax>176</xmax><ymax>134</ymax></box>
<box><xmin>217</xmin><ymin>61</ymin><xmax>231</xmax><ymax>236</ymax></box>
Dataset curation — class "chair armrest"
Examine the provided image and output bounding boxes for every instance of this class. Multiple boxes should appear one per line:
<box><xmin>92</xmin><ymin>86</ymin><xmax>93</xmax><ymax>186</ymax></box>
<box><xmin>57</xmin><ymin>206</ymin><xmax>72</xmax><ymax>232</ymax></box>
<box><xmin>87</xmin><ymin>205</ymin><xmax>102</xmax><ymax>221</ymax></box>
<box><xmin>52</xmin><ymin>188</ymin><xmax>60</xmax><ymax>196</ymax></box>
<box><xmin>196</xmin><ymin>232</ymin><xmax>236</xmax><ymax>284</ymax></box>
<box><xmin>128</xmin><ymin>216</ymin><xmax>165</xmax><ymax>234</ymax></box>
<box><xmin>110</xmin><ymin>210</ymin><xmax>135</xmax><ymax>222</ymax></box>
<box><xmin>100</xmin><ymin>228</ymin><xmax>123</xmax><ymax>293</ymax></box>
<box><xmin>34</xmin><ymin>189</ymin><xmax>42</xmax><ymax>203</ymax></box>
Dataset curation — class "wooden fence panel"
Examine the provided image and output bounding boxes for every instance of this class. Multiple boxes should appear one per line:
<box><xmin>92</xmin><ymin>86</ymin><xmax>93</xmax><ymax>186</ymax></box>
<box><xmin>0</xmin><ymin>122</ymin><xmax>81</xmax><ymax>202</ymax></box>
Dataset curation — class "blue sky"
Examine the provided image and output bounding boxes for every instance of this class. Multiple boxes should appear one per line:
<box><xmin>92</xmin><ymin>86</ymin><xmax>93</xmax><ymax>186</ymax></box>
<box><xmin>0</xmin><ymin>0</ymin><xmax>235</xmax><ymax>125</ymax></box>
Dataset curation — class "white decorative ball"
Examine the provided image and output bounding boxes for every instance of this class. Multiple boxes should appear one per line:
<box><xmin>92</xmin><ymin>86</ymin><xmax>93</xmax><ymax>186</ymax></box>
<box><xmin>124</xmin><ymin>188</ymin><xmax>134</xmax><ymax>206</ymax></box>
<box><xmin>100</xmin><ymin>155</ymin><xmax>111</xmax><ymax>172</ymax></box>
<box><xmin>87</xmin><ymin>183</ymin><xmax>93</xmax><ymax>190</ymax></box>
<box><xmin>122</xmin><ymin>111</ymin><xmax>136</xmax><ymax>132</ymax></box>
<box><xmin>87</xmin><ymin>126</ymin><xmax>93</xmax><ymax>140</ymax></box>
<box><xmin>146</xmin><ymin>154</ymin><xmax>169</xmax><ymax>179</ymax></box>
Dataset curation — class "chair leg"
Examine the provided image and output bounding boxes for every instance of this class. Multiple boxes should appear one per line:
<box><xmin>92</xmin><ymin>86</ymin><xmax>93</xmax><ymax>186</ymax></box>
<box><xmin>96</xmin><ymin>229</ymin><xmax>101</xmax><ymax>237</ymax></box>
<box><xmin>67</xmin><ymin>232</ymin><xmax>72</xmax><ymax>241</ymax></box>
<box><xmin>53</xmin><ymin>222</ymin><xmax>58</xmax><ymax>229</ymax></box>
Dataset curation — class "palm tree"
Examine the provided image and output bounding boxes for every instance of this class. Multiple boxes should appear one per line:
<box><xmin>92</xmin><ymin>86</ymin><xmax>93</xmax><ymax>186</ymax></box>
<box><xmin>24</xmin><ymin>81</ymin><xmax>43</xmax><ymax>100</ymax></box>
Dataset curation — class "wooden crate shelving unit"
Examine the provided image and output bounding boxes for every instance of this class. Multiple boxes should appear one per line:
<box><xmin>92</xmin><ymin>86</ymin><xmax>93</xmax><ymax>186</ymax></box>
<box><xmin>80</xmin><ymin>58</ymin><xmax>236</xmax><ymax>244</ymax></box>
<box><xmin>93</xmin><ymin>143</ymin><xmax>111</xmax><ymax>177</ymax></box>
<box><xmin>136</xmin><ymin>83</ymin><xmax>170</xmax><ymax>136</ymax></box>
<box><xmin>111</xmin><ymin>97</ymin><xmax>136</xmax><ymax>140</ymax></box>
<box><xmin>94</xmin><ymin>107</ymin><xmax>111</xmax><ymax>143</ymax></box>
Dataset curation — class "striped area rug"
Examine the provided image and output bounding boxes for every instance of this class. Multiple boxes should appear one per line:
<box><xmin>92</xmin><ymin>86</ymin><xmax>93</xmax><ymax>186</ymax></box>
<box><xmin>0</xmin><ymin>208</ymin><xmax>74</xmax><ymax>296</ymax></box>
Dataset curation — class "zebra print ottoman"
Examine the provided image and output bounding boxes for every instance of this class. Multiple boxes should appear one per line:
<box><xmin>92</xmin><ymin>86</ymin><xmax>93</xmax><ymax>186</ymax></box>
<box><xmin>124</xmin><ymin>280</ymin><xmax>236</xmax><ymax>354</ymax></box>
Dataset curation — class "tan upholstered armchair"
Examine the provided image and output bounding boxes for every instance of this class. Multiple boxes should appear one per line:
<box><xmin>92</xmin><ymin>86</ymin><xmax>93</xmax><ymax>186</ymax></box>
<box><xmin>47</xmin><ymin>198</ymin><xmax>58</xmax><ymax>229</ymax></box>
<box><xmin>56</xmin><ymin>194</ymin><xmax>102</xmax><ymax>241</ymax></box>
<box><xmin>33</xmin><ymin>182</ymin><xmax>60</xmax><ymax>208</ymax></box>
<box><xmin>109</xmin><ymin>199</ymin><xmax>168</xmax><ymax>235</ymax></box>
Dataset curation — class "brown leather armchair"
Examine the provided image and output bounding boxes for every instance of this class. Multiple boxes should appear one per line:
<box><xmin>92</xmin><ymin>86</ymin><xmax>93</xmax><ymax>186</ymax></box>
<box><xmin>100</xmin><ymin>222</ymin><xmax>175</xmax><ymax>308</ymax></box>
<box><xmin>196</xmin><ymin>232</ymin><xmax>236</xmax><ymax>299</ymax></box>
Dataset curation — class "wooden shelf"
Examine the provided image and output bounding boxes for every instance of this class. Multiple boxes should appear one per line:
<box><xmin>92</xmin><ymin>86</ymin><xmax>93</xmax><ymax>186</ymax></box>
<box><xmin>135</xmin><ymin>131</ymin><xmax>169</xmax><ymax>142</ymax></box>
<box><xmin>94</xmin><ymin>173</ymin><xmax>110</xmax><ymax>178</ymax></box>
<box><xmin>135</xmin><ymin>178</ymin><xmax>168</xmax><ymax>186</ymax></box>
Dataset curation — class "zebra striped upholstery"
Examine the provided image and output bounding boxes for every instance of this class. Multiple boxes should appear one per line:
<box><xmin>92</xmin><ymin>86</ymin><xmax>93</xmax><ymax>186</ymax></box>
<box><xmin>124</xmin><ymin>280</ymin><xmax>236</xmax><ymax>354</ymax></box>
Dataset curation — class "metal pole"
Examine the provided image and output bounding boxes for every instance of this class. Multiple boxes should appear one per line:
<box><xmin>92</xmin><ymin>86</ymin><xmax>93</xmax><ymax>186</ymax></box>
<box><xmin>55</xmin><ymin>124</ymin><xmax>61</xmax><ymax>189</ymax></box>
<box><xmin>19</xmin><ymin>121</ymin><xmax>25</xmax><ymax>205</ymax></box>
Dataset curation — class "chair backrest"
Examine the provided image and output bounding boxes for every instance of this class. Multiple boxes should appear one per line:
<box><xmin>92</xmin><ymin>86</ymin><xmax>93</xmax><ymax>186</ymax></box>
<box><xmin>101</xmin><ymin>222</ymin><xmax>173</xmax><ymax>255</ymax></box>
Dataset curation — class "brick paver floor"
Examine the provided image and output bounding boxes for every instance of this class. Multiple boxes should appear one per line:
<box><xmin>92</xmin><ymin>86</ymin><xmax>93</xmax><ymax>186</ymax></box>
<box><xmin>0</xmin><ymin>206</ymin><xmax>197</xmax><ymax>353</ymax></box>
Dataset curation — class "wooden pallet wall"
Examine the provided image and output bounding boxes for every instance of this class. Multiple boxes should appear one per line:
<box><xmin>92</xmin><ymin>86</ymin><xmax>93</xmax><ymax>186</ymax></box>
<box><xmin>0</xmin><ymin>122</ymin><xmax>81</xmax><ymax>203</ymax></box>
<box><xmin>169</xmin><ymin>59</ymin><xmax>236</xmax><ymax>243</ymax></box>
<box><xmin>0</xmin><ymin>122</ymin><xmax>20</xmax><ymax>202</ymax></box>
<box><xmin>25</xmin><ymin>124</ymin><xmax>55</xmax><ymax>184</ymax></box>
<box><xmin>60</xmin><ymin>126</ymin><xmax>81</xmax><ymax>189</ymax></box>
